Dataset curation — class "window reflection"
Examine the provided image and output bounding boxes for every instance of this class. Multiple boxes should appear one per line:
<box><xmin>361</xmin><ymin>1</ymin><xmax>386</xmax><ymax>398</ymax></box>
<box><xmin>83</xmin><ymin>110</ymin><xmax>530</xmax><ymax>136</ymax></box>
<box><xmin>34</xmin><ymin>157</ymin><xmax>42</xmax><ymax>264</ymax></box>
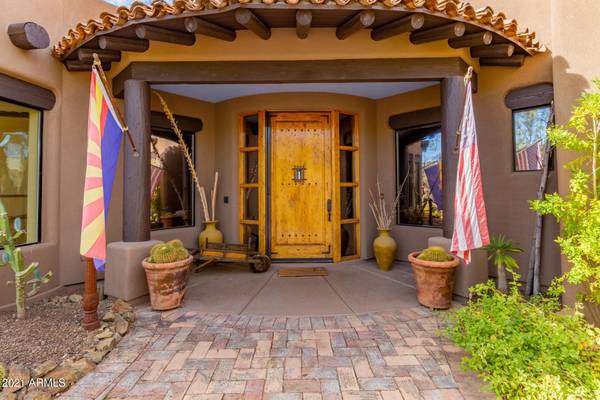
<box><xmin>396</xmin><ymin>125</ymin><xmax>443</xmax><ymax>227</ymax></box>
<box><xmin>0</xmin><ymin>100</ymin><xmax>41</xmax><ymax>244</ymax></box>
<box><xmin>513</xmin><ymin>105</ymin><xmax>552</xmax><ymax>171</ymax></box>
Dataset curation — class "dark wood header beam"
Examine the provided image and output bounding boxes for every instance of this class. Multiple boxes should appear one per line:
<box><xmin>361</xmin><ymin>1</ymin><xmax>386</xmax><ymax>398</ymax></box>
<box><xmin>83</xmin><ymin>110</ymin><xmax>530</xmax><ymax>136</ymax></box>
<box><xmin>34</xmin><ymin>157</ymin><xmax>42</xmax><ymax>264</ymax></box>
<box><xmin>235</xmin><ymin>9</ymin><xmax>271</xmax><ymax>40</ymax></box>
<box><xmin>184</xmin><ymin>17</ymin><xmax>236</xmax><ymax>42</ymax></box>
<box><xmin>0</xmin><ymin>71</ymin><xmax>55</xmax><ymax>110</ymax></box>
<box><xmin>113</xmin><ymin>58</ymin><xmax>471</xmax><ymax>98</ymax></box>
<box><xmin>98</xmin><ymin>36</ymin><xmax>149</xmax><ymax>52</ymax></box>
<box><xmin>505</xmin><ymin>83</ymin><xmax>553</xmax><ymax>110</ymax></box>
<box><xmin>151</xmin><ymin>110</ymin><xmax>203</xmax><ymax>132</ymax></box>
<box><xmin>336</xmin><ymin>10</ymin><xmax>375</xmax><ymax>40</ymax></box>
<box><xmin>135</xmin><ymin>25</ymin><xmax>196</xmax><ymax>46</ymax></box>
<box><xmin>371</xmin><ymin>14</ymin><xmax>425</xmax><ymax>41</ymax></box>
<box><xmin>296</xmin><ymin>10</ymin><xmax>312</xmax><ymax>40</ymax></box>
<box><xmin>410</xmin><ymin>22</ymin><xmax>465</xmax><ymax>44</ymax></box>
<box><xmin>389</xmin><ymin>107</ymin><xmax>441</xmax><ymax>130</ymax></box>
<box><xmin>448</xmin><ymin>31</ymin><xmax>492</xmax><ymax>49</ymax></box>
<box><xmin>7</xmin><ymin>22</ymin><xmax>50</xmax><ymax>50</ymax></box>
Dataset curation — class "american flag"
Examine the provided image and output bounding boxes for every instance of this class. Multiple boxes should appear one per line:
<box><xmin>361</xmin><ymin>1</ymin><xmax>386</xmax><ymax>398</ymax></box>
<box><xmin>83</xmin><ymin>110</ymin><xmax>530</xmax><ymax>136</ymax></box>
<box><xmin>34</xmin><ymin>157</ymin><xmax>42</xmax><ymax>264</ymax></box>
<box><xmin>450</xmin><ymin>76</ymin><xmax>490</xmax><ymax>263</ymax></box>
<box><xmin>516</xmin><ymin>140</ymin><xmax>543</xmax><ymax>171</ymax></box>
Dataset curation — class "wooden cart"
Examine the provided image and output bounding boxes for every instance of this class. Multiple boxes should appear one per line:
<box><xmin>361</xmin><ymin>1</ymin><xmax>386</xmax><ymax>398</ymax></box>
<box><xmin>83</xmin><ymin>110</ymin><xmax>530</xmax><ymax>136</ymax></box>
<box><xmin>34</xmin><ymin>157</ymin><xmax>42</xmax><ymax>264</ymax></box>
<box><xmin>193</xmin><ymin>241</ymin><xmax>271</xmax><ymax>273</ymax></box>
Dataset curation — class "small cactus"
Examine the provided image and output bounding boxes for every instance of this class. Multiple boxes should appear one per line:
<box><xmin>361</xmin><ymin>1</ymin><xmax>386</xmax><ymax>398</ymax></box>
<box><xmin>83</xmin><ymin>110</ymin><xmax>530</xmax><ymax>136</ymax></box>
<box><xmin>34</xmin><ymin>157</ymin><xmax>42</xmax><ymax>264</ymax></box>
<box><xmin>149</xmin><ymin>241</ymin><xmax>190</xmax><ymax>264</ymax></box>
<box><xmin>417</xmin><ymin>246</ymin><xmax>453</xmax><ymax>262</ymax></box>
<box><xmin>0</xmin><ymin>200</ymin><xmax>52</xmax><ymax>320</ymax></box>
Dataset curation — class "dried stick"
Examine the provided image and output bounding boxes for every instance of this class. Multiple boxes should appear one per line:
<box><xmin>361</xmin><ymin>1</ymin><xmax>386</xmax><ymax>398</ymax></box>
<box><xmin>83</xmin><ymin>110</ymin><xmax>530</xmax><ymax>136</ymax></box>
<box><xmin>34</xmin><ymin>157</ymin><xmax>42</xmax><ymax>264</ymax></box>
<box><xmin>154</xmin><ymin>91</ymin><xmax>210</xmax><ymax>222</ymax></box>
<box><xmin>211</xmin><ymin>171</ymin><xmax>219</xmax><ymax>221</ymax></box>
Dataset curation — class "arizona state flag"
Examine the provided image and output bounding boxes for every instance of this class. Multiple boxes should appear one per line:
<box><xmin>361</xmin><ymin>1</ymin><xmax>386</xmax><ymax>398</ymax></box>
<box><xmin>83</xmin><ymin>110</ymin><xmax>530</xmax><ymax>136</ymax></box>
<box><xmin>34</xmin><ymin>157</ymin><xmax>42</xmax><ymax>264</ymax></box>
<box><xmin>80</xmin><ymin>66</ymin><xmax>124</xmax><ymax>271</ymax></box>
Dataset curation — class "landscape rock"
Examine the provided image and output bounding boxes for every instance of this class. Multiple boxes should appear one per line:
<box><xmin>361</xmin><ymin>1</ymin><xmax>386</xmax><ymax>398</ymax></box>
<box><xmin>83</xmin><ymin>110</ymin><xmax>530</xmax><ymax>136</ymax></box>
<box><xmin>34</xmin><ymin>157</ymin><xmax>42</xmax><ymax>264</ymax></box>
<box><xmin>0</xmin><ymin>393</ymin><xmax>18</xmax><ymax>400</ymax></box>
<box><xmin>43</xmin><ymin>366</ymin><xmax>81</xmax><ymax>395</ymax></box>
<box><xmin>67</xmin><ymin>294</ymin><xmax>82</xmax><ymax>303</ymax></box>
<box><xmin>63</xmin><ymin>358</ymin><xmax>95</xmax><ymax>375</ymax></box>
<box><xmin>102</xmin><ymin>311</ymin><xmax>115</xmax><ymax>322</ymax></box>
<box><xmin>23</xmin><ymin>391</ymin><xmax>51</xmax><ymax>400</ymax></box>
<box><xmin>94</xmin><ymin>329</ymin><xmax>113</xmax><ymax>340</ymax></box>
<box><xmin>121</xmin><ymin>311</ymin><xmax>135</xmax><ymax>323</ymax></box>
<box><xmin>6</xmin><ymin>365</ymin><xmax>29</xmax><ymax>393</ymax></box>
<box><xmin>115</xmin><ymin>319</ymin><xmax>129</xmax><ymax>335</ymax></box>
<box><xmin>96</xmin><ymin>337</ymin><xmax>116</xmax><ymax>352</ymax></box>
<box><xmin>30</xmin><ymin>360</ymin><xmax>57</xmax><ymax>379</ymax></box>
<box><xmin>84</xmin><ymin>350</ymin><xmax>108</xmax><ymax>364</ymax></box>
<box><xmin>112</xmin><ymin>299</ymin><xmax>132</xmax><ymax>313</ymax></box>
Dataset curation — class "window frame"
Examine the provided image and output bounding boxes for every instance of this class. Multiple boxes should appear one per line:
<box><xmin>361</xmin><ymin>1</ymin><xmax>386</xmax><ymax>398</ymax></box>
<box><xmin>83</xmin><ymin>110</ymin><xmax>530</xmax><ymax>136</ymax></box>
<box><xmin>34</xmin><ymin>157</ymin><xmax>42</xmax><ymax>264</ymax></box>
<box><xmin>149</xmin><ymin>126</ymin><xmax>196</xmax><ymax>231</ymax></box>
<box><xmin>395</xmin><ymin>122</ymin><xmax>443</xmax><ymax>228</ymax></box>
<box><xmin>0</xmin><ymin>95</ymin><xmax>43</xmax><ymax>246</ymax></box>
<box><xmin>511</xmin><ymin>103</ymin><xmax>554</xmax><ymax>173</ymax></box>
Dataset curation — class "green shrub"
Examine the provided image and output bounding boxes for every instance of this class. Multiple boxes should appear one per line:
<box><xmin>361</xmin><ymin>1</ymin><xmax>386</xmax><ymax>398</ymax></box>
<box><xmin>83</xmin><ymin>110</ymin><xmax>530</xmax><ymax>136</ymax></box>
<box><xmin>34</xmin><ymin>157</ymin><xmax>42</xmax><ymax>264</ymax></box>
<box><xmin>443</xmin><ymin>280</ymin><xmax>600</xmax><ymax>399</ymax></box>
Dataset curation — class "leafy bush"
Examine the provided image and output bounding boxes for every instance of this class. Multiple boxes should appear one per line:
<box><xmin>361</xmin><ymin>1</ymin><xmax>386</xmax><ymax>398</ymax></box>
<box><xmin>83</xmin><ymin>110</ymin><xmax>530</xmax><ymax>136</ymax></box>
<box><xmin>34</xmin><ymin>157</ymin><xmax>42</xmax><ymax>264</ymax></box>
<box><xmin>443</xmin><ymin>280</ymin><xmax>600</xmax><ymax>399</ymax></box>
<box><xmin>531</xmin><ymin>79</ymin><xmax>600</xmax><ymax>304</ymax></box>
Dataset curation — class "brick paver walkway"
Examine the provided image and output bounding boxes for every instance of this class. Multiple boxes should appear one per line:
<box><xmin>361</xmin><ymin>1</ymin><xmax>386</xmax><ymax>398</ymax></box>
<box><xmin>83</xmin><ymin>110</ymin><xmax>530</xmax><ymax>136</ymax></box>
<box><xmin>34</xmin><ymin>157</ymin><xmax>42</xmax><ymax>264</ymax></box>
<box><xmin>61</xmin><ymin>306</ymin><xmax>493</xmax><ymax>400</ymax></box>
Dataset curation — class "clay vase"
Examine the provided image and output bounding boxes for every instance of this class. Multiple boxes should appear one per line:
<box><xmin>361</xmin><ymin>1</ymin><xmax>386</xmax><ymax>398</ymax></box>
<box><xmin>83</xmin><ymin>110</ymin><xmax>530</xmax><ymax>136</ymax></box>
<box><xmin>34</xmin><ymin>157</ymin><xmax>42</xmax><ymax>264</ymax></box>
<box><xmin>408</xmin><ymin>251</ymin><xmax>460</xmax><ymax>309</ymax></box>
<box><xmin>142</xmin><ymin>256</ymin><xmax>192</xmax><ymax>311</ymax></box>
<box><xmin>198</xmin><ymin>220</ymin><xmax>224</xmax><ymax>250</ymax></box>
<box><xmin>373</xmin><ymin>229</ymin><xmax>397</xmax><ymax>271</ymax></box>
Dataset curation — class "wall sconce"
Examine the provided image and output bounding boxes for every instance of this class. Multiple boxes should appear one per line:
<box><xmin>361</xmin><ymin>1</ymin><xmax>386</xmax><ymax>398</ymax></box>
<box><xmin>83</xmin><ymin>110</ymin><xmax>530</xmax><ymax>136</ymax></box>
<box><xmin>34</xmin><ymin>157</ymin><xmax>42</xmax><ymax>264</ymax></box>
<box><xmin>292</xmin><ymin>165</ymin><xmax>306</xmax><ymax>184</ymax></box>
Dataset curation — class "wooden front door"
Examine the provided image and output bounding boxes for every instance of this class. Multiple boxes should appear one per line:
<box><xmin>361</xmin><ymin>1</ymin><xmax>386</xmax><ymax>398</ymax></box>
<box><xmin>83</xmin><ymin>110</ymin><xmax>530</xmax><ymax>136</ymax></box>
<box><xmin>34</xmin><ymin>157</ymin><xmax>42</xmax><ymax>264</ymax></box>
<box><xmin>270</xmin><ymin>112</ymin><xmax>333</xmax><ymax>259</ymax></box>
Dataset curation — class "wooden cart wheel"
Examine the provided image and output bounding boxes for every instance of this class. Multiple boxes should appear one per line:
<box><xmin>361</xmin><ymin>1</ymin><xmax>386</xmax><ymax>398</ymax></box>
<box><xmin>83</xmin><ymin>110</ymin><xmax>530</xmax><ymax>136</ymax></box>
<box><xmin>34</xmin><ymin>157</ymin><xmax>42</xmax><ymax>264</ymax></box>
<box><xmin>250</xmin><ymin>255</ymin><xmax>271</xmax><ymax>273</ymax></box>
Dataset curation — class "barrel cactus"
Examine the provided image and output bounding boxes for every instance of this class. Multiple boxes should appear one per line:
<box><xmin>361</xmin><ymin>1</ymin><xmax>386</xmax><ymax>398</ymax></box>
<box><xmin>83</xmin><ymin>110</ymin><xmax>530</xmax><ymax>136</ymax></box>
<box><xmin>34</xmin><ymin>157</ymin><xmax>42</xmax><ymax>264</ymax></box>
<box><xmin>0</xmin><ymin>200</ymin><xmax>52</xmax><ymax>320</ymax></box>
<box><xmin>417</xmin><ymin>246</ymin><xmax>453</xmax><ymax>262</ymax></box>
<box><xmin>149</xmin><ymin>241</ymin><xmax>190</xmax><ymax>264</ymax></box>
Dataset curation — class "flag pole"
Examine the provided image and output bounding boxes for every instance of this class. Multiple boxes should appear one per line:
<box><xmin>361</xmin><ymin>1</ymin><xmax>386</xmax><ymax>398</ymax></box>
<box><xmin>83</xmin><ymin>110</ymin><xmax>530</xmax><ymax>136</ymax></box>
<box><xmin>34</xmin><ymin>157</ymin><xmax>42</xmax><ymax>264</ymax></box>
<box><xmin>92</xmin><ymin>54</ymin><xmax>139</xmax><ymax>157</ymax></box>
<box><xmin>82</xmin><ymin>257</ymin><xmax>100</xmax><ymax>331</ymax></box>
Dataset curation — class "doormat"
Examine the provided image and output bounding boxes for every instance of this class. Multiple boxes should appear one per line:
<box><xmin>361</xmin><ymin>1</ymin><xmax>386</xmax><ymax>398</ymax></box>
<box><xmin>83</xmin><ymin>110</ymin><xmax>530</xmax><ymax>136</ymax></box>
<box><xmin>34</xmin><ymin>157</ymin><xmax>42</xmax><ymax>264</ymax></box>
<box><xmin>278</xmin><ymin>267</ymin><xmax>328</xmax><ymax>277</ymax></box>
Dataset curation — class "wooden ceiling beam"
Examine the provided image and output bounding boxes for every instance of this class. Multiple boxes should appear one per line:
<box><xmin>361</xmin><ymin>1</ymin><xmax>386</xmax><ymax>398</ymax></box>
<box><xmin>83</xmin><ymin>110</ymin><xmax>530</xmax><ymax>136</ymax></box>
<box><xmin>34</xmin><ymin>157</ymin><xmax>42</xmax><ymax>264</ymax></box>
<box><xmin>471</xmin><ymin>43</ymin><xmax>514</xmax><ymax>58</ymax></box>
<box><xmin>371</xmin><ymin>14</ymin><xmax>425</xmax><ymax>41</ymax></box>
<box><xmin>184</xmin><ymin>17</ymin><xmax>236</xmax><ymax>42</ymax></box>
<box><xmin>235</xmin><ymin>9</ymin><xmax>271</xmax><ymax>40</ymax></box>
<box><xmin>65</xmin><ymin>59</ymin><xmax>111</xmax><ymax>72</ymax></box>
<box><xmin>336</xmin><ymin>10</ymin><xmax>375</xmax><ymax>40</ymax></box>
<box><xmin>296</xmin><ymin>10</ymin><xmax>312</xmax><ymax>40</ymax></box>
<box><xmin>7</xmin><ymin>22</ymin><xmax>50</xmax><ymax>50</ymax></box>
<box><xmin>98</xmin><ymin>36</ymin><xmax>150</xmax><ymax>52</ymax></box>
<box><xmin>479</xmin><ymin>54</ymin><xmax>525</xmax><ymax>67</ymax></box>
<box><xmin>448</xmin><ymin>31</ymin><xmax>493</xmax><ymax>49</ymax></box>
<box><xmin>135</xmin><ymin>24</ymin><xmax>196</xmax><ymax>46</ymax></box>
<box><xmin>77</xmin><ymin>48</ymin><xmax>121</xmax><ymax>63</ymax></box>
<box><xmin>410</xmin><ymin>22</ymin><xmax>465</xmax><ymax>44</ymax></box>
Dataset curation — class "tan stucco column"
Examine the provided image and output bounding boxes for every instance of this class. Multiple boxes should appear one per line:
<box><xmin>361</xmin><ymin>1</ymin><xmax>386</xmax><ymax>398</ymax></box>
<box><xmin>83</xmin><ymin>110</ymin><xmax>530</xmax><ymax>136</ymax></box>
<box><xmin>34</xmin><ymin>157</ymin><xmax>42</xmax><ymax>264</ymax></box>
<box><xmin>440</xmin><ymin>76</ymin><xmax>466</xmax><ymax>237</ymax></box>
<box><xmin>123</xmin><ymin>80</ymin><xmax>151</xmax><ymax>241</ymax></box>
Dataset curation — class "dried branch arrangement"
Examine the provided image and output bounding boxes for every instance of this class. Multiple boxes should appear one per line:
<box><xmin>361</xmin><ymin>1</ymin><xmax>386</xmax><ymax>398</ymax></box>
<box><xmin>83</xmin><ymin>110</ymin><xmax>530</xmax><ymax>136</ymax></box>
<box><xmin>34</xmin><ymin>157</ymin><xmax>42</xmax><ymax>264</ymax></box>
<box><xmin>369</xmin><ymin>171</ymin><xmax>409</xmax><ymax>230</ymax></box>
<box><xmin>154</xmin><ymin>91</ymin><xmax>218</xmax><ymax>222</ymax></box>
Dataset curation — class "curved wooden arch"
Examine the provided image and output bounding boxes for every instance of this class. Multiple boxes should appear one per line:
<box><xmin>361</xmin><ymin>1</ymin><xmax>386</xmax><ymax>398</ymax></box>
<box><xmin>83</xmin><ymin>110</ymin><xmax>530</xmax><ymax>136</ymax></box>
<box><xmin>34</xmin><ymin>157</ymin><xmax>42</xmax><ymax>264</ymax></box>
<box><xmin>53</xmin><ymin>0</ymin><xmax>543</xmax><ymax>71</ymax></box>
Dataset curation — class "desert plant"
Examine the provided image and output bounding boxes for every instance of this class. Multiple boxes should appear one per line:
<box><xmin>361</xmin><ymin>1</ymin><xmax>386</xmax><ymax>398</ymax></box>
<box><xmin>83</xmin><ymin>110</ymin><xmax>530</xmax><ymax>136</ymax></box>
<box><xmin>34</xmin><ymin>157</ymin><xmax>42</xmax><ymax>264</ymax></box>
<box><xmin>369</xmin><ymin>172</ymin><xmax>409</xmax><ymax>230</ymax></box>
<box><xmin>417</xmin><ymin>246</ymin><xmax>453</xmax><ymax>262</ymax></box>
<box><xmin>484</xmin><ymin>235</ymin><xmax>522</xmax><ymax>293</ymax></box>
<box><xmin>531</xmin><ymin>79</ymin><xmax>600</xmax><ymax>306</ymax></box>
<box><xmin>443</xmin><ymin>279</ymin><xmax>600</xmax><ymax>400</ymax></box>
<box><xmin>0</xmin><ymin>200</ymin><xmax>52</xmax><ymax>320</ymax></box>
<box><xmin>149</xmin><ymin>241</ymin><xmax>189</xmax><ymax>264</ymax></box>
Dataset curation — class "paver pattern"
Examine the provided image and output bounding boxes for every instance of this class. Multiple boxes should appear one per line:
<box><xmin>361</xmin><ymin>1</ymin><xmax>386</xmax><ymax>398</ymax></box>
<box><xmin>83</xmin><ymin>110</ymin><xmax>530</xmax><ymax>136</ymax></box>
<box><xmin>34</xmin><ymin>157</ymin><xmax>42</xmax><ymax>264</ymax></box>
<box><xmin>61</xmin><ymin>306</ymin><xmax>493</xmax><ymax>400</ymax></box>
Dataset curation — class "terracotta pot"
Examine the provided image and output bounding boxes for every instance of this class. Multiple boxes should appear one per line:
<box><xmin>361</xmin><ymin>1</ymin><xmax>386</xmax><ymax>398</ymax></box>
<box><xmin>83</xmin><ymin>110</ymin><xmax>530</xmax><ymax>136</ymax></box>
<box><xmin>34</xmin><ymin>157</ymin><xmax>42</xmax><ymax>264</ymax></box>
<box><xmin>160</xmin><ymin>215</ymin><xmax>175</xmax><ymax>228</ymax></box>
<box><xmin>198</xmin><ymin>220</ymin><xmax>223</xmax><ymax>250</ymax></box>
<box><xmin>373</xmin><ymin>229</ymin><xmax>397</xmax><ymax>271</ymax></box>
<box><xmin>142</xmin><ymin>256</ymin><xmax>192</xmax><ymax>311</ymax></box>
<box><xmin>408</xmin><ymin>251</ymin><xmax>460</xmax><ymax>309</ymax></box>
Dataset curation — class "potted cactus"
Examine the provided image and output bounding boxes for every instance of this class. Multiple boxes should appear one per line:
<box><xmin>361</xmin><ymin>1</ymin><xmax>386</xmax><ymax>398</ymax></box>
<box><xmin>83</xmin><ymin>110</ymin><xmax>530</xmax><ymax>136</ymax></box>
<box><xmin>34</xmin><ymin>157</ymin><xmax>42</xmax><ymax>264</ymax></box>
<box><xmin>408</xmin><ymin>246</ymin><xmax>460</xmax><ymax>309</ymax></box>
<box><xmin>142</xmin><ymin>239</ymin><xmax>192</xmax><ymax>310</ymax></box>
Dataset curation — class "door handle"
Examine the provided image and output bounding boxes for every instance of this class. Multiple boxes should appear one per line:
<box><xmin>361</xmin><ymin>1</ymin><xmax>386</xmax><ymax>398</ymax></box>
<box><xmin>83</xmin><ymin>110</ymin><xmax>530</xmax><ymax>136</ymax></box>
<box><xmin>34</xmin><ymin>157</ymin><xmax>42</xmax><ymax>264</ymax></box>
<box><xmin>326</xmin><ymin>199</ymin><xmax>332</xmax><ymax>222</ymax></box>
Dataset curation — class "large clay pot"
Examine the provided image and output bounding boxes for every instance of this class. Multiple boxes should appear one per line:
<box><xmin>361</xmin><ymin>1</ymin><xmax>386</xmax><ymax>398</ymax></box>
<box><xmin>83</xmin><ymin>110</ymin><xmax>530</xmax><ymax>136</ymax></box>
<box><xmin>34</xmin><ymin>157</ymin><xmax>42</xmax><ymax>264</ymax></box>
<box><xmin>198</xmin><ymin>220</ymin><xmax>223</xmax><ymax>250</ymax></box>
<box><xmin>373</xmin><ymin>229</ymin><xmax>397</xmax><ymax>271</ymax></box>
<box><xmin>142</xmin><ymin>256</ymin><xmax>192</xmax><ymax>311</ymax></box>
<box><xmin>408</xmin><ymin>251</ymin><xmax>460</xmax><ymax>309</ymax></box>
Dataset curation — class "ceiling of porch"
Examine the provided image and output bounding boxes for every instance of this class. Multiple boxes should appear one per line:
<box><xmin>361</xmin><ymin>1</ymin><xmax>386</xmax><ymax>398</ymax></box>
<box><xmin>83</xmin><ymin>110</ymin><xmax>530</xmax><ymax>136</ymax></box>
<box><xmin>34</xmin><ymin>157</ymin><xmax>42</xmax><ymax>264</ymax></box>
<box><xmin>153</xmin><ymin>81</ymin><xmax>436</xmax><ymax>103</ymax></box>
<box><xmin>53</xmin><ymin>0</ymin><xmax>543</xmax><ymax>72</ymax></box>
